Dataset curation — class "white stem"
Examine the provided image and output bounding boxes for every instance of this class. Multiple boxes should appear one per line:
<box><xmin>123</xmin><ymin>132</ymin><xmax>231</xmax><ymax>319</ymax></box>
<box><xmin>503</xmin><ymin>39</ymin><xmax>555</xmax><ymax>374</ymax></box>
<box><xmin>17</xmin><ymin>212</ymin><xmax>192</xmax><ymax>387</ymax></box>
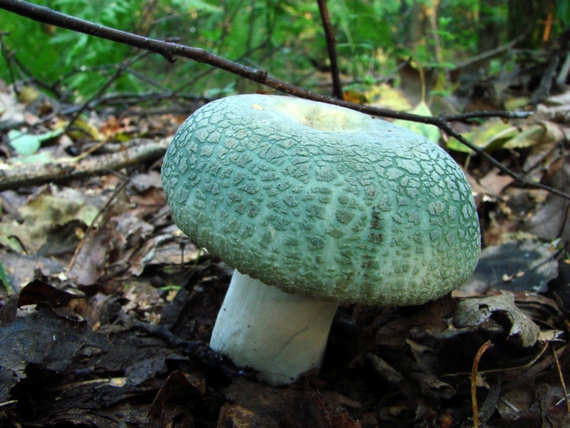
<box><xmin>209</xmin><ymin>270</ymin><xmax>339</xmax><ymax>385</ymax></box>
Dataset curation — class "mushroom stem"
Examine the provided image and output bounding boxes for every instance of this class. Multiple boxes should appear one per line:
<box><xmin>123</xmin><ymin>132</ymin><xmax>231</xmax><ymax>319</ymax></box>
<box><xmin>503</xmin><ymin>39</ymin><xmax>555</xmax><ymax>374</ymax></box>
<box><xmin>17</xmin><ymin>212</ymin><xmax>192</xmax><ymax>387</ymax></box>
<box><xmin>210</xmin><ymin>270</ymin><xmax>340</xmax><ymax>385</ymax></box>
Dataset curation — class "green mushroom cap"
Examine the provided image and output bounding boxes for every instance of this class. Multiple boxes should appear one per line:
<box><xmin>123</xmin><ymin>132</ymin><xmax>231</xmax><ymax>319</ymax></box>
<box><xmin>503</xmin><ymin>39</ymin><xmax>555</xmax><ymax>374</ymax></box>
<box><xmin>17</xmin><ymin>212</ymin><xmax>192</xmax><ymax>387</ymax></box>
<box><xmin>161</xmin><ymin>94</ymin><xmax>480</xmax><ymax>306</ymax></box>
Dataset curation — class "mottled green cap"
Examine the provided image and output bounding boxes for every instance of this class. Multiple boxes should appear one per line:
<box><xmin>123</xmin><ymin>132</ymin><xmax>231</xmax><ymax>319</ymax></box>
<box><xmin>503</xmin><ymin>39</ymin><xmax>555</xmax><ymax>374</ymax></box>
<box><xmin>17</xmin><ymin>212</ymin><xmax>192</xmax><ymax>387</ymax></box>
<box><xmin>161</xmin><ymin>95</ymin><xmax>480</xmax><ymax>306</ymax></box>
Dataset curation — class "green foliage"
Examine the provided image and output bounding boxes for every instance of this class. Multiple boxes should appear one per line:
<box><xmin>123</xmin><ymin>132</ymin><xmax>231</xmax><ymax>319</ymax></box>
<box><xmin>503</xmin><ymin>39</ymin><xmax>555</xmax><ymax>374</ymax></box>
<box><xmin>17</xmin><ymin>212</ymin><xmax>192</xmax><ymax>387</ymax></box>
<box><xmin>0</xmin><ymin>261</ymin><xmax>11</xmax><ymax>295</ymax></box>
<box><xmin>393</xmin><ymin>101</ymin><xmax>441</xmax><ymax>144</ymax></box>
<box><xmin>8</xmin><ymin>128</ymin><xmax>64</xmax><ymax>156</ymax></box>
<box><xmin>0</xmin><ymin>0</ymin><xmax>559</xmax><ymax>102</ymax></box>
<box><xmin>0</xmin><ymin>0</ymin><xmax>141</xmax><ymax>100</ymax></box>
<box><xmin>557</xmin><ymin>0</ymin><xmax>570</xmax><ymax>27</ymax></box>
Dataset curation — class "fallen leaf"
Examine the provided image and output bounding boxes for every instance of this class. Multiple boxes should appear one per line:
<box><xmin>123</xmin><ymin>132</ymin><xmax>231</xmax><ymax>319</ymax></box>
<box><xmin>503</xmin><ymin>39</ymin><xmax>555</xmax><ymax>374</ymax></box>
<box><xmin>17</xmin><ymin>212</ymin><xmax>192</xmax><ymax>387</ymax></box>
<box><xmin>147</xmin><ymin>370</ymin><xmax>206</xmax><ymax>420</ymax></box>
<box><xmin>545</xmin><ymin>90</ymin><xmax>570</xmax><ymax>105</ymax></box>
<box><xmin>496</xmin><ymin>384</ymin><xmax>534</xmax><ymax>419</ymax></box>
<box><xmin>68</xmin><ymin>223</ymin><xmax>115</xmax><ymax>285</ymax></box>
<box><xmin>17</xmin><ymin>279</ymin><xmax>82</xmax><ymax>308</ymax></box>
<box><xmin>0</xmin><ymin>187</ymin><xmax>100</xmax><ymax>254</ymax></box>
<box><xmin>0</xmin><ymin>249</ymin><xmax>66</xmax><ymax>294</ymax></box>
<box><xmin>503</xmin><ymin>121</ymin><xmax>564</xmax><ymax>149</ymax></box>
<box><xmin>365</xmin><ymin>353</ymin><xmax>402</xmax><ymax>385</ymax></box>
<box><xmin>0</xmin><ymin>91</ymin><xmax>27</xmax><ymax>124</ymax></box>
<box><xmin>217</xmin><ymin>402</ymin><xmax>267</xmax><ymax>427</ymax></box>
<box><xmin>393</xmin><ymin>101</ymin><xmax>441</xmax><ymax>144</ymax></box>
<box><xmin>524</xmin><ymin>159</ymin><xmax>570</xmax><ymax>247</ymax></box>
<box><xmin>220</xmin><ymin>377</ymin><xmax>361</xmax><ymax>428</ymax></box>
<box><xmin>453</xmin><ymin>293</ymin><xmax>540</xmax><ymax>347</ymax></box>
<box><xmin>457</xmin><ymin>240</ymin><xmax>559</xmax><ymax>295</ymax></box>
<box><xmin>366</xmin><ymin>83</ymin><xmax>412</xmax><ymax>111</ymax></box>
<box><xmin>0</xmin><ymin>306</ymin><xmax>89</xmax><ymax>402</ymax></box>
<box><xmin>8</xmin><ymin>128</ymin><xmax>63</xmax><ymax>156</ymax></box>
<box><xmin>477</xmin><ymin>168</ymin><xmax>516</xmax><ymax>196</ymax></box>
<box><xmin>448</xmin><ymin>119</ymin><xmax>517</xmax><ymax>153</ymax></box>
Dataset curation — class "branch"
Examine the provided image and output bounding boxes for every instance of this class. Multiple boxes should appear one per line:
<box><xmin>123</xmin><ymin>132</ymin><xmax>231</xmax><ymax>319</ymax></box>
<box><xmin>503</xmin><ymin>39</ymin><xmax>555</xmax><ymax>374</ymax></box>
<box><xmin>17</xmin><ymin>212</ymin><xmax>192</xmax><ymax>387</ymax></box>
<box><xmin>454</xmin><ymin>34</ymin><xmax>525</xmax><ymax>71</ymax></box>
<box><xmin>0</xmin><ymin>1</ymin><xmax>530</xmax><ymax>120</ymax></box>
<box><xmin>64</xmin><ymin>52</ymin><xmax>151</xmax><ymax>134</ymax></box>
<box><xmin>316</xmin><ymin>0</ymin><xmax>343</xmax><ymax>99</ymax></box>
<box><xmin>442</xmin><ymin>110</ymin><xmax>531</xmax><ymax>122</ymax></box>
<box><xmin>0</xmin><ymin>138</ymin><xmax>170</xmax><ymax>191</ymax></box>
<box><xmin>1</xmin><ymin>0</ymin><xmax>568</xmax><ymax>200</ymax></box>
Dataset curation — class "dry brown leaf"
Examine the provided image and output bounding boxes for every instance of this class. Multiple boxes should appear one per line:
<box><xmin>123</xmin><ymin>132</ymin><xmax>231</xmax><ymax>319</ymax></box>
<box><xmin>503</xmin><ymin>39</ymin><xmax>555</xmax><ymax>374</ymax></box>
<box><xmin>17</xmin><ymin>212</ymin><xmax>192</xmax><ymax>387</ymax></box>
<box><xmin>453</xmin><ymin>293</ymin><xmax>540</xmax><ymax>347</ymax></box>
<box><xmin>478</xmin><ymin>168</ymin><xmax>516</xmax><ymax>196</ymax></box>
<box><xmin>220</xmin><ymin>377</ymin><xmax>361</xmax><ymax>428</ymax></box>
<box><xmin>503</xmin><ymin>121</ymin><xmax>564</xmax><ymax>150</ymax></box>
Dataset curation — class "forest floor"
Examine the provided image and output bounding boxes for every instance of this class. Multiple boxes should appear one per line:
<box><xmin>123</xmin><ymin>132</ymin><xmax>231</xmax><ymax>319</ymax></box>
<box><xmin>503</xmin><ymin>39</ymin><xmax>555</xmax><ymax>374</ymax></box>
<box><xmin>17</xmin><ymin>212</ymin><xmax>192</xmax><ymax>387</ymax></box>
<box><xmin>1</xmin><ymin>61</ymin><xmax>570</xmax><ymax>427</ymax></box>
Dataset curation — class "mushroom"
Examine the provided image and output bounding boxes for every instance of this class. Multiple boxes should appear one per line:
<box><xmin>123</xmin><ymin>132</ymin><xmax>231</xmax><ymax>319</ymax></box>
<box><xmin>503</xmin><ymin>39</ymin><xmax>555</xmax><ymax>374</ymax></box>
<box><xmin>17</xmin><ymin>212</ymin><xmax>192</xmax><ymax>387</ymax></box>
<box><xmin>161</xmin><ymin>94</ymin><xmax>480</xmax><ymax>385</ymax></box>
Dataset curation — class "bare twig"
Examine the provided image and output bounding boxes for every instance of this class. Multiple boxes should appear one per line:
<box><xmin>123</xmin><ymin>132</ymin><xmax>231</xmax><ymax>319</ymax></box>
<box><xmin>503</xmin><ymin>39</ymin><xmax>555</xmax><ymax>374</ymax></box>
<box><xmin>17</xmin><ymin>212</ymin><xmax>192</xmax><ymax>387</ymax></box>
<box><xmin>436</xmin><ymin>120</ymin><xmax>570</xmax><ymax>200</ymax></box>
<box><xmin>0</xmin><ymin>34</ymin><xmax>19</xmax><ymax>92</ymax></box>
<box><xmin>1</xmin><ymin>0</ymin><xmax>569</xmax><ymax>199</ymax></box>
<box><xmin>552</xmin><ymin>344</ymin><xmax>570</xmax><ymax>415</ymax></box>
<box><xmin>316</xmin><ymin>0</ymin><xmax>343</xmax><ymax>99</ymax></box>
<box><xmin>173</xmin><ymin>38</ymin><xmax>273</xmax><ymax>95</ymax></box>
<box><xmin>0</xmin><ymin>0</ymin><xmax>410</xmax><ymax>118</ymax></box>
<box><xmin>0</xmin><ymin>32</ymin><xmax>63</xmax><ymax>99</ymax></box>
<box><xmin>454</xmin><ymin>34</ymin><xmax>526</xmax><ymax>71</ymax></box>
<box><xmin>500</xmin><ymin>344</ymin><xmax>566</xmax><ymax>396</ymax></box>
<box><xmin>442</xmin><ymin>110</ymin><xmax>531</xmax><ymax>122</ymax></box>
<box><xmin>531</xmin><ymin>56</ymin><xmax>559</xmax><ymax>105</ymax></box>
<box><xmin>65</xmin><ymin>51</ymin><xmax>151</xmax><ymax>134</ymax></box>
<box><xmin>0</xmin><ymin>1</ymin><xmax>526</xmax><ymax>120</ymax></box>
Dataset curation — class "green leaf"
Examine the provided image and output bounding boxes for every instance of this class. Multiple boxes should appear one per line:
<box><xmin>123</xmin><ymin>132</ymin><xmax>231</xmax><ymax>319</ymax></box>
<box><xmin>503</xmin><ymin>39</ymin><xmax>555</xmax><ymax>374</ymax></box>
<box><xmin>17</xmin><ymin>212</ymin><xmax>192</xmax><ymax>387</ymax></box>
<box><xmin>557</xmin><ymin>0</ymin><xmax>570</xmax><ymax>26</ymax></box>
<box><xmin>448</xmin><ymin>119</ymin><xmax>517</xmax><ymax>153</ymax></box>
<box><xmin>8</xmin><ymin>129</ymin><xmax>63</xmax><ymax>156</ymax></box>
<box><xmin>0</xmin><ymin>262</ymin><xmax>11</xmax><ymax>295</ymax></box>
<box><xmin>503</xmin><ymin>121</ymin><xmax>564</xmax><ymax>149</ymax></box>
<box><xmin>392</xmin><ymin>101</ymin><xmax>441</xmax><ymax>144</ymax></box>
<box><xmin>366</xmin><ymin>83</ymin><xmax>412</xmax><ymax>111</ymax></box>
<box><xmin>8</xmin><ymin>130</ymin><xmax>42</xmax><ymax>155</ymax></box>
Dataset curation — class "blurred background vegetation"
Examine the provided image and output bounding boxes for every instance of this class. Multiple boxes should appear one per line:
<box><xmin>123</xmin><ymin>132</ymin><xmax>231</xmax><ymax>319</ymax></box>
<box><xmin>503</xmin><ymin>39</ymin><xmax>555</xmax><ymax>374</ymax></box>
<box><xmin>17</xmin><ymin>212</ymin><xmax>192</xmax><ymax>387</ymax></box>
<box><xmin>1</xmin><ymin>0</ymin><xmax>568</xmax><ymax>107</ymax></box>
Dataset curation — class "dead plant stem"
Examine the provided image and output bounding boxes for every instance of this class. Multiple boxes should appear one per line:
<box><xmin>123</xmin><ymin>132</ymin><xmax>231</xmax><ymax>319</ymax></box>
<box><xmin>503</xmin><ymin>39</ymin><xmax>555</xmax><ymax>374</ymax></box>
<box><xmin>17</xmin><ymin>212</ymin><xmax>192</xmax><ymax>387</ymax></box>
<box><xmin>471</xmin><ymin>340</ymin><xmax>493</xmax><ymax>428</ymax></box>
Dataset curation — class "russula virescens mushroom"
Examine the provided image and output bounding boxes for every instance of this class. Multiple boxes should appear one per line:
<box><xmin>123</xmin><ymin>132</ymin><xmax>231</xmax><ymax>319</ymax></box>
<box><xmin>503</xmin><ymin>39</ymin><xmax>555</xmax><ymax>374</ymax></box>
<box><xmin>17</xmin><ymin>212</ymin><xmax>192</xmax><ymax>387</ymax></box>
<box><xmin>161</xmin><ymin>94</ymin><xmax>480</xmax><ymax>385</ymax></box>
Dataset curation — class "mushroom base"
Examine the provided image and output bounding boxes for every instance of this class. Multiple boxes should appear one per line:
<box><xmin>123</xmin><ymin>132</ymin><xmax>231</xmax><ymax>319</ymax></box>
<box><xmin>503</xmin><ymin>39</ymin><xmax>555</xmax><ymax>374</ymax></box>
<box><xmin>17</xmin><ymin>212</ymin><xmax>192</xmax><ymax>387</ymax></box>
<box><xmin>209</xmin><ymin>270</ymin><xmax>340</xmax><ymax>385</ymax></box>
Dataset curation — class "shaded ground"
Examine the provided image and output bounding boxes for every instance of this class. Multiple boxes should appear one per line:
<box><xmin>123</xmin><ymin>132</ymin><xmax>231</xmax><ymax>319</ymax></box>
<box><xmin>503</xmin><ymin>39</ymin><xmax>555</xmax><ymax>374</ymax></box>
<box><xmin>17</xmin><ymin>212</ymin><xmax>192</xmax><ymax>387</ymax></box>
<box><xmin>1</xmin><ymin>67</ymin><xmax>570</xmax><ymax>427</ymax></box>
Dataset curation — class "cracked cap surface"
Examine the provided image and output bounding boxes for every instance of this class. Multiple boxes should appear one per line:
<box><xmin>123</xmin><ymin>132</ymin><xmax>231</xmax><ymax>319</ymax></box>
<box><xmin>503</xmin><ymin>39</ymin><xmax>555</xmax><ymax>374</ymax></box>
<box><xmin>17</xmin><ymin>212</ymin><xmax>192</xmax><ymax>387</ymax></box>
<box><xmin>161</xmin><ymin>95</ymin><xmax>481</xmax><ymax>306</ymax></box>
